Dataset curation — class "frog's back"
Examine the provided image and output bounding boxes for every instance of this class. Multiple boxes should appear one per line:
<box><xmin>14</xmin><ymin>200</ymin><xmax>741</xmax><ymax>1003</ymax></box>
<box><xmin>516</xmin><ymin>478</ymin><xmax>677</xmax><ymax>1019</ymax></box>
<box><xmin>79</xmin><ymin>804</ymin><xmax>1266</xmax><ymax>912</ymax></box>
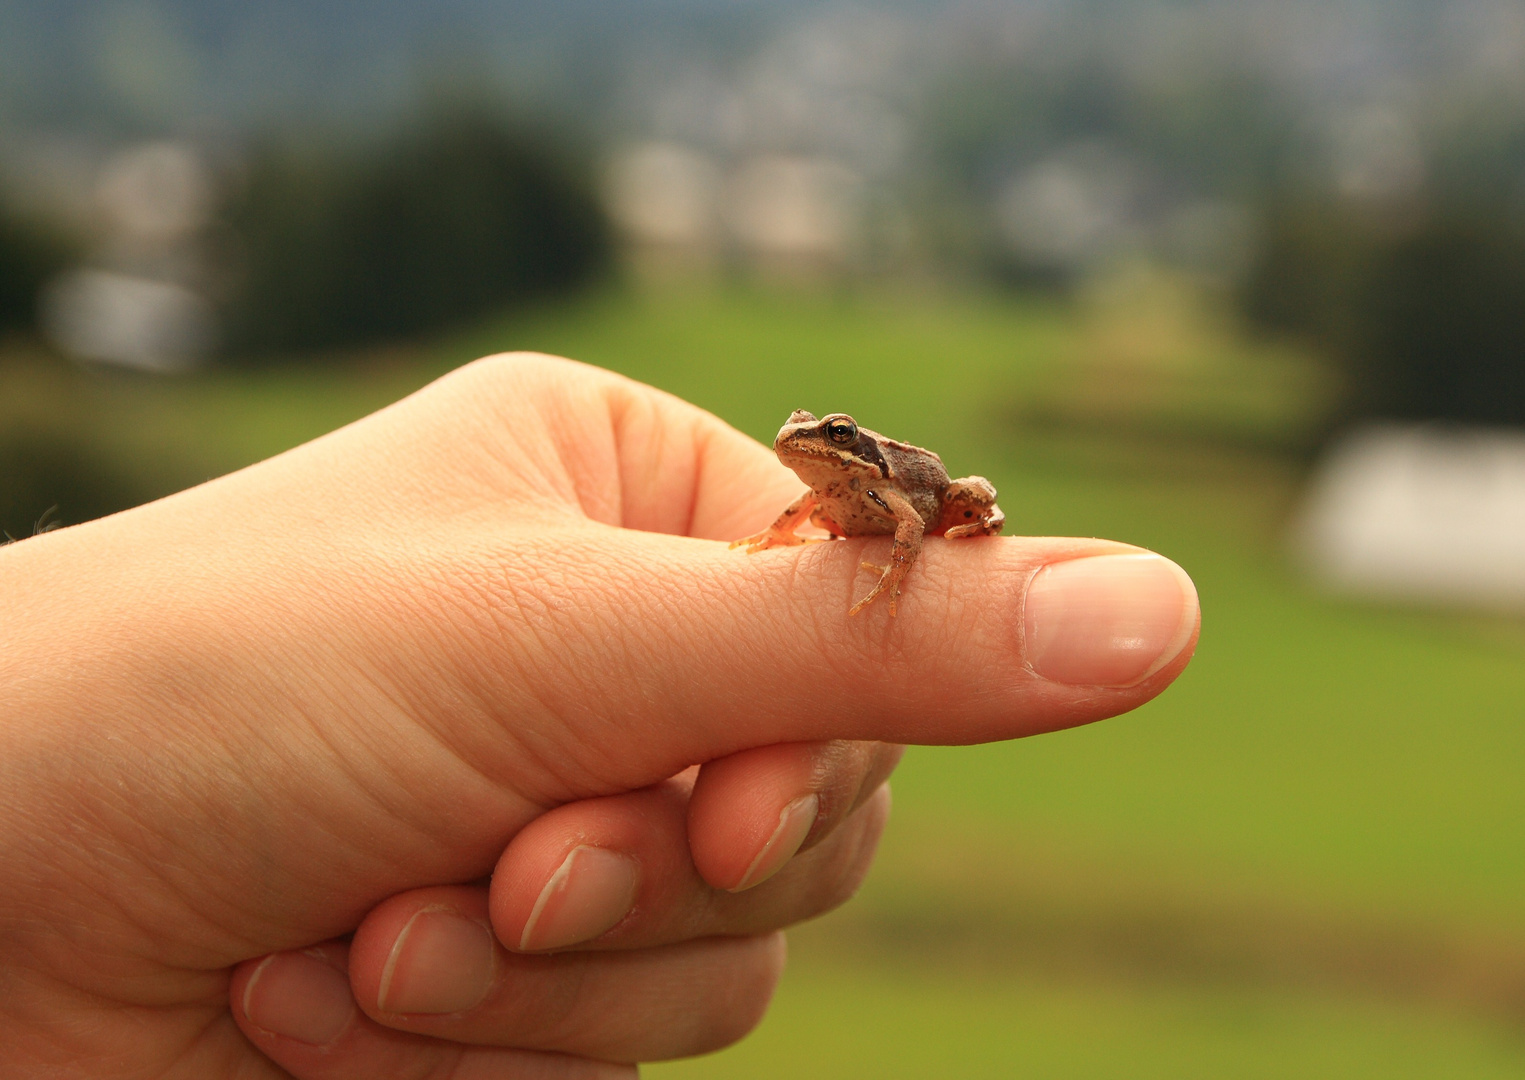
<box><xmin>877</xmin><ymin>434</ymin><xmax>950</xmax><ymax>525</ymax></box>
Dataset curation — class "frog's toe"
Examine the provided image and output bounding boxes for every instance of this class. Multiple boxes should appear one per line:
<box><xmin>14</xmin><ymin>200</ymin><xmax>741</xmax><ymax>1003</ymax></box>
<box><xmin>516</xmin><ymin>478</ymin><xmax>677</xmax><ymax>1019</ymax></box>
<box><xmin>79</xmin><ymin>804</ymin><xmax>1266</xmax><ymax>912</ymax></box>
<box><xmin>763</xmin><ymin>533</ymin><xmax>809</xmax><ymax>550</ymax></box>
<box><xmin>731</xmin><ymin>529</ymin><xmax>807</xmax><ymax>552</ymax></box>
<box><xmin>943</xmin><ymin>523</ymin><xmax>984</xmax><ymax>539</ymax></box>
<box><xmin>849</xmin><ymin>567</ymin><xmax>903</xmax><ymax>617</ymax></box>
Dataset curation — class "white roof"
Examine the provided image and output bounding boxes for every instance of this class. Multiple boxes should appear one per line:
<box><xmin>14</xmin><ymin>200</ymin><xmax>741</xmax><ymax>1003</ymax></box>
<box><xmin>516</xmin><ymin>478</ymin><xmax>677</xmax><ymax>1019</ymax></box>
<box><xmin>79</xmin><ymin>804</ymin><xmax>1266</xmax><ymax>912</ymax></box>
<box><xmin>1296</xmin><ymin>424</ymin><xmax>1525</xmax><ymax>609</ymax></box>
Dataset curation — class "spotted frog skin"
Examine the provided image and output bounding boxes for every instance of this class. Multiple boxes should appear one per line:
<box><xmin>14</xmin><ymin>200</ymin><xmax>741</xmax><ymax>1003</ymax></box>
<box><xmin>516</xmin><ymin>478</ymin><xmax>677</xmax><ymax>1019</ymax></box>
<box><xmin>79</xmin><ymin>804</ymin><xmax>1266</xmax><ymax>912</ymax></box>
<box><xmin>732</xmin><ymin>410</ymin><xmax>1005</xmax><ymax>615</ymax></box>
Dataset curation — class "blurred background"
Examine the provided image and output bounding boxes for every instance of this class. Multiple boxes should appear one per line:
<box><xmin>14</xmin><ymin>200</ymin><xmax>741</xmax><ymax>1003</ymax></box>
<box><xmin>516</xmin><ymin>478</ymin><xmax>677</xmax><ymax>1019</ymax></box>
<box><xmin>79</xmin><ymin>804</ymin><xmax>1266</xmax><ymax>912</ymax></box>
<box><xmin>5</xmin><ymin>1</ymin><xmax>1525</xmax><ymax>1074</ymax></box>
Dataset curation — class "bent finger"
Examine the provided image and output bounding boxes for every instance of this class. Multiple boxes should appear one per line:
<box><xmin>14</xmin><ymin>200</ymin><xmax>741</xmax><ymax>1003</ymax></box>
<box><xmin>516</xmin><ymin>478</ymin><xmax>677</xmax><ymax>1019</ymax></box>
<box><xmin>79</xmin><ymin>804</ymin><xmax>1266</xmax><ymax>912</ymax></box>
<box><xmin>487</xmin><ymin>776</ymin><xmax>889</xmax><ymax>952</ymax></box>
<box><xmin>232</xmin><ymin>940</ymin><xmax>633</xmax><ymax>1080</ymax></box>
<box><xmin>349</xmin><ymin>885</ymin><xmax>786</xmax><ymax>1062</ymax></box>
<box><xmin>687</xmin><ymin>740</ymin><xmax>903</xmax><ymax>891</ymax></box>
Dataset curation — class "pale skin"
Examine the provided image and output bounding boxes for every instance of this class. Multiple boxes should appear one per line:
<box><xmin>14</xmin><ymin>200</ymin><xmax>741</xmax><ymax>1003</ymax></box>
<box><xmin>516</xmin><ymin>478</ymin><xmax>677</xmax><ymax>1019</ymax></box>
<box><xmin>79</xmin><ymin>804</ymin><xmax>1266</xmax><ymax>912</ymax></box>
<box><xmin>0</xmin><ymin>354</ymin><xmax>1200</xmax><ymax>1078</ymax></box>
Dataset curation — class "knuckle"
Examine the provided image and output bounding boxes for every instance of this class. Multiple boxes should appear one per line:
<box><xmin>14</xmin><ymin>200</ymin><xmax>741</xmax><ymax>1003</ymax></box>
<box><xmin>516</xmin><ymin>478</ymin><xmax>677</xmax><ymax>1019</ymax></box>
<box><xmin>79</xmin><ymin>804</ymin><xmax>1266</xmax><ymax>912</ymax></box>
<box><xmin>787</xmin><ymin>793</ymin><xmax>890</xmax><ymax>921</ymax></box>
<box><xmin>680</xmin><ymin>935</ymin><xmax>786</xmax><ymax>1056</ymax></box>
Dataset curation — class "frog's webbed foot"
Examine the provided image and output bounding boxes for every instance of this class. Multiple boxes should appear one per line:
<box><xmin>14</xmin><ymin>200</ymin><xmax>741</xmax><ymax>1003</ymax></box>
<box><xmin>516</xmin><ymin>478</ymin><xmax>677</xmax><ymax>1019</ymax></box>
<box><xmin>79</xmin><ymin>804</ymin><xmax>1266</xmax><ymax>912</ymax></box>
<box><xmin>940</xmin><ymin>476</ymin><xmax>1005</xmax><ymax>539</ymax></box>
<box><xmin>731</xmin><ymin>492</ymin><xmax>818</xmax><ymax>553</ymax></box>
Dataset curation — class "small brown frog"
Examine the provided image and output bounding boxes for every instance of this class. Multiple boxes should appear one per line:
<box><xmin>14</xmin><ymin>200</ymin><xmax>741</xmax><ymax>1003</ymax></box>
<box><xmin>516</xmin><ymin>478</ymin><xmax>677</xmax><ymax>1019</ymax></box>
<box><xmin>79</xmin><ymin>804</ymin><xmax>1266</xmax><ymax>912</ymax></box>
<box><xmin>733</xmin><ymin>410</ymin><xmax>1004</xmax><ymax>615</ymax></box>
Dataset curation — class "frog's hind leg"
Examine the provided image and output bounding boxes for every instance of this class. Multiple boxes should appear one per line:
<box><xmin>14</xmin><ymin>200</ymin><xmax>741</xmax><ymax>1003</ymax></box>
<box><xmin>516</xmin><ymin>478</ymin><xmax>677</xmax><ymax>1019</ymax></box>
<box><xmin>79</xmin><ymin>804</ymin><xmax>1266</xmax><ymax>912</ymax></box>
<box><xmin>850</xmin><ymin>488</ymin><xmax>925</xmax><ymax>617</ymax></box>
<box><xmin>939</xmin><ymin>476</ymin><xmax>1005</xmax><ymax>539</ymax></box>
<box><xmin>731</xmin><ymin>492</ymin><xmax>818</xmax><ymax>552</ymax></box>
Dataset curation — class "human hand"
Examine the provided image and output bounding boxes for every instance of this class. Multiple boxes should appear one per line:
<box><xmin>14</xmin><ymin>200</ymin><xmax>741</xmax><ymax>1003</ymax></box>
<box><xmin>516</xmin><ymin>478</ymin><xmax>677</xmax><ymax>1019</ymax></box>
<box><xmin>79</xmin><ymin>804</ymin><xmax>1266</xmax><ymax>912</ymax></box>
<box><xmin>0</xmin><ymin>354</ymin><xmax>1198</xmax><ymax>1077</ymax></box>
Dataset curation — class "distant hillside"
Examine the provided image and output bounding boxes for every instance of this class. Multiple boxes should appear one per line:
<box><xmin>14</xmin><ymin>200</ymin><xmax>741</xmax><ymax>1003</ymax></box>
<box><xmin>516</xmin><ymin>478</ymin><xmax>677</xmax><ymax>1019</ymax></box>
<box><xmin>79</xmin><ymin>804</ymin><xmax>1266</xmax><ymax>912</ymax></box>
<box><xmin>0</xmin><ymin>0</ymin><xmax>814</xmax><ymax>134</ymax></box>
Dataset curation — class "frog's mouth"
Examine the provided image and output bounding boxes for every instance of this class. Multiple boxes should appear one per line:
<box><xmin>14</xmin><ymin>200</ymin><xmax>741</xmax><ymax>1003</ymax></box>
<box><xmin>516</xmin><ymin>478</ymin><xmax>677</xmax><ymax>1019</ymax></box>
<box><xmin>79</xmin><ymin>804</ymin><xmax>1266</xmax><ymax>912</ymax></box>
<box><xmin>774</xmin><ymin>428</ymin><xmax>836</xmax><ymax>459</ymax></box>
<box><xmin>775</xmin><ymin>427</ymin><xmax>891</xmax><ymax>479</ymax></box>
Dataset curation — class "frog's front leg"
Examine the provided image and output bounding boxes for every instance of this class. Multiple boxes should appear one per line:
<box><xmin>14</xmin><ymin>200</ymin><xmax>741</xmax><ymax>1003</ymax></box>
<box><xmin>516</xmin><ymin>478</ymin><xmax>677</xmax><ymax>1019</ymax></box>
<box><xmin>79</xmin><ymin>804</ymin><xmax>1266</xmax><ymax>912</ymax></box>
<box><xmin>850</xmin><ymin>488</ymin><xmax>925</xmax><ymax>617</ymax></box>
<box><xmin>731</xmin><ymin>491</ymin><xmax>819</xmax><ymax>552</ymax></box>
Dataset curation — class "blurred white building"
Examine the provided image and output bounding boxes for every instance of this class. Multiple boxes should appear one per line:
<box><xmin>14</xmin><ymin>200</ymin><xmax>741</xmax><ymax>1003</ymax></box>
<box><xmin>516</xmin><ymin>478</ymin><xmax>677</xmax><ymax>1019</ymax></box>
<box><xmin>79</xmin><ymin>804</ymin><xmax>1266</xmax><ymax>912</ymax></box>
<box><xmin>604</xmin><ymin>142</ymin><xmax>722</xmax><ymax>251</ymax></box>
<box><xmin>1295</xmin><ymin>425</ymin><xmax>1525</xmax><ymax>609</ymax></box>
<box><xmin>724</xmin><ymin>154</ymin><xmax>863</xmax><ymax>262</ymax></box>
<box><xmin>997</xmin><ymin>142</ymin><xmax>1142</xmax><ymax>270</ymax></box>
<box><xmin>604</xmin><ymin>7</ymin><xmax>908</xmax><ymax>277</ymax></box>
<box><xmin>606</xmin><ymin>141</ymin><xmax>866</xmax><ymax>271</ymax></box>
<box><xmin>40</xmin><ymin>270</ymin><xmax>215</xmax><ymax>374</ymax></box>
<box><xmin>38</xmin><ymin>140</ymin><xmax>219</xmax><ymax>372</ymax></box>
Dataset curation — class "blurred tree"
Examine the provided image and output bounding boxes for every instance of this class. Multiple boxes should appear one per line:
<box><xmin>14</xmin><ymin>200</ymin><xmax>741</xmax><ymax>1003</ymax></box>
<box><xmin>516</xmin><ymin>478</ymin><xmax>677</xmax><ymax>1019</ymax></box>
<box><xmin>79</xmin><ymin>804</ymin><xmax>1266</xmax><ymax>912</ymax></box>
<box><xmin>1244</xmin><ymin>199</ymin><xmax>1525</xmax><ymax>427</ymax></box>
<box><xmin>1241</xmin><ymin>198</ymin><xmax>1375</xmax><ymax>359</ymax></box>
<box><xmin>1363</xmin><ymin>221</ymin><xmax>1525</xmax><ymax>425</ymax></box>
<box><xmin>222</xmin><ymin>109</ymin><xmax>611</xmax><ymax>357</ymax></box>
<box><xmin>0</xmin><ymin>205</ymin><xmax>71</xmax><ymax>337</ymax></box>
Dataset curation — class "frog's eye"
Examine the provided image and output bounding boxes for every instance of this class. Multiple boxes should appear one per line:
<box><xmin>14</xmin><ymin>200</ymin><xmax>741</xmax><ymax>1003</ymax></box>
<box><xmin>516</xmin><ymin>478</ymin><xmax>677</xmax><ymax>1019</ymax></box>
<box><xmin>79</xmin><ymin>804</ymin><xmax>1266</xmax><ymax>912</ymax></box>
<box><xmin>826</xmin><ymin>418</ymin><xmax>857</xmax><ymax>445</ymax></box>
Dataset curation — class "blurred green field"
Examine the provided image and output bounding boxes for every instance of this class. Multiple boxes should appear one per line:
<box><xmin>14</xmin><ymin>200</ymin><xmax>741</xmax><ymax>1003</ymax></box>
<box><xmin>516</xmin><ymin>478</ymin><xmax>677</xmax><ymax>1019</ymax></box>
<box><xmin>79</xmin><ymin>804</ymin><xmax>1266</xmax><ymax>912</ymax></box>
<box><xmin>653</xmin><ymin>964</ymin><xmax>1525</xmax><ymax>1080</ymax></box>
<box><xmin>6</xmin><ymin>285</ymin><xmax>1525</xmax><ymax>1075</ymax></box>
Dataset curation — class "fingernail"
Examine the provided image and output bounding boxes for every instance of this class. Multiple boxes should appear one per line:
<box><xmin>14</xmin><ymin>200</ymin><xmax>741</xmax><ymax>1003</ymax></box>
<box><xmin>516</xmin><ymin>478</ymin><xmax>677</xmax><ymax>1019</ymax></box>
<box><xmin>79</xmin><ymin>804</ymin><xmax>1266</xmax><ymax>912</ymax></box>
<box><xmin>518</xmin><ymin>846</ymin><xmax>640</xmax><ymax>952</ymax></box>
<box><xmin>1023</xmin><ymin>553</ymin><xmax>1198</xmax><ymax>688</ymax></box>
<box><xmin>377</xmin><ymin>906</ymin><xmax>496</xmax><ymax>1014</ymax></box>
<box><xmin>242</xmin><ymin>950</ymin><xmax>356</xmax><ymax>1046</ymax></box>
<box><xmin>731</xmin><ymin>793</ymin><xmax>819</xmax><ymax>893</ymax></box>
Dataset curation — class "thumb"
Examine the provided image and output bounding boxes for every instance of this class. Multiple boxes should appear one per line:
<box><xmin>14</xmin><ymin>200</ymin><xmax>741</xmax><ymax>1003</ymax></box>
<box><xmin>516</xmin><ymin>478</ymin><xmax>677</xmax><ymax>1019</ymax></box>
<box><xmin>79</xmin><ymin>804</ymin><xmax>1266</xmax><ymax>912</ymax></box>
<box><xmin>454</xmin><ymin>522</ymin><xmax>1200</xmax><ymax>798</ymax></box>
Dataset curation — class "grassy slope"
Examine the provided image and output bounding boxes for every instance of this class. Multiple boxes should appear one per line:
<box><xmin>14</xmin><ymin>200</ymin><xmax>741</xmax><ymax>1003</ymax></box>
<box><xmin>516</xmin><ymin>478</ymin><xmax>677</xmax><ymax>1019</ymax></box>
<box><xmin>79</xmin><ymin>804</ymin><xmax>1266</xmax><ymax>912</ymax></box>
<box><xmin>455</xmin><ymin>289</ymin><xmax>1525</xmax><ymax>1074</ymax></box>
<box><xmin>10</xmin><ymin>286</ymin><xmax>1524</xmax><ymax>1074</ymax></box>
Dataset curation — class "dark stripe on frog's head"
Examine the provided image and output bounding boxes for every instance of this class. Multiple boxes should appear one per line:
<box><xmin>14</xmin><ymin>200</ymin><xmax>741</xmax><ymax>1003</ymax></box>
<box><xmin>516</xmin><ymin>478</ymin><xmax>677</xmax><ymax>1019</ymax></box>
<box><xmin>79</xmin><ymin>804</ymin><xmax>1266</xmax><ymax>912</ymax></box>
<box><xmin>816</xmin><ymin>412</ymin><xmax>891</xmax><ymax>480</ymax></box>
<box><xmin>774</xmin><ymin>410</ymin><xmax>892</xmax><ymax>480</ymax></box>
<box><xmin>851</xmin><ymin>430</ymin><xmax>891</xmax><ymax>480</ymax></box>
